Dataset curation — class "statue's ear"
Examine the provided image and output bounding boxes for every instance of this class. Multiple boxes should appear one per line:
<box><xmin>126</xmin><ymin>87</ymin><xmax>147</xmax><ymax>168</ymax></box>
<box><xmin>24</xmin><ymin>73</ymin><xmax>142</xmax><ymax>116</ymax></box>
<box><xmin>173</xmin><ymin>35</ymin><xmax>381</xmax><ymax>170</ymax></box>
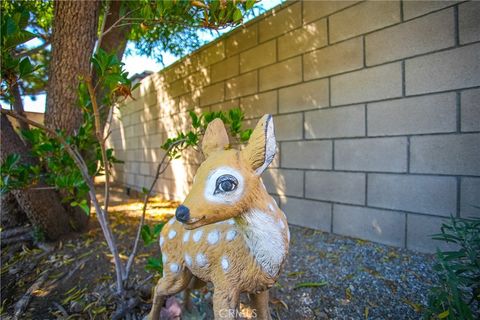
<box><xmin>201</xmin><ymin>118</ymin><xmax>230</xmax><ymax>158</ymax></box>
<box><xmin>241</xmin><ymin>114</ymin><xmax>276</xmax><ymax>176</ymax></box>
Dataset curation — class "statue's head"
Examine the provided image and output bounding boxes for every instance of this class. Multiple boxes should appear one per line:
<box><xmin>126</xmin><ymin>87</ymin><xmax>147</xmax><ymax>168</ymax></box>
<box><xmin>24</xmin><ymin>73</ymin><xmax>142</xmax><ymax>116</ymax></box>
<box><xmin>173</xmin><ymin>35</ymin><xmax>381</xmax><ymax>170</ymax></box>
<box><xmin>175</xmin><ymin>114</ymin><xmax>276</xmax><ymax>229</ymax></box>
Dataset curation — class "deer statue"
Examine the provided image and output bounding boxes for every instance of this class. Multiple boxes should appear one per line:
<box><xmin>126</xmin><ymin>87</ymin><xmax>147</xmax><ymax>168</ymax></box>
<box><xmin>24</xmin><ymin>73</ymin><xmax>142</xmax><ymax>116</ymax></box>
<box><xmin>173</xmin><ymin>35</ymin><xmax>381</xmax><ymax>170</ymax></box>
<box><xmin>147</xmin><ymin>114</ymin><xmax>290</xmax><ymax>319</ymax></box>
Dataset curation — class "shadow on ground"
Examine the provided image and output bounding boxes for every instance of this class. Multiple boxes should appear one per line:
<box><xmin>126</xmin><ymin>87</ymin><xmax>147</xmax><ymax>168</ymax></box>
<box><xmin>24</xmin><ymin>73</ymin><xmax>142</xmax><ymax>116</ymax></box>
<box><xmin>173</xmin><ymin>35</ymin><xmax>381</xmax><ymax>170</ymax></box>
<box><xmin>1</xmin><ymin>186</ymin><xmax>435</xmax><ymax>319</ymax></box>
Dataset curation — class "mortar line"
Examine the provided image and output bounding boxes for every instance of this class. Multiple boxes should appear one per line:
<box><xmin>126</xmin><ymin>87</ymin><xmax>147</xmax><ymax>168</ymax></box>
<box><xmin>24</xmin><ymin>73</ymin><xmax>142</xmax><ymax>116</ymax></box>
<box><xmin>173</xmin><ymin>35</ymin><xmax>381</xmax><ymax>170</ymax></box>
<box><xmin>404</xmin><ymin>213</ymin><xmax>408</xmax><ymax>248</ymax></box>
<box><xmin>365</xmin><ymin>173</ymin><xmax>368</xmax><ymax>206</ymax></box>
<box><xmin>407</xmin><ymin>136</ymin><xmax>411</xmax><ymax>173</ymax></box>
<box><xmin>456</xmin><ymin>176</ymin><xmax>461</xmax><ymax>218</ymax></box>
<box><xmin>454</xmin><ymin>4</ymin><xmax>460</xmax><ymax>47</ymax></box>
<box><xmin>456</xmin><ymin>91</ymin><xmax>461</xmax><ymax>133</ymax></box>
<box><xmin>330</xmin><ymin>203</ymin><xmax>334</xmax><ymax>233</ymax></box>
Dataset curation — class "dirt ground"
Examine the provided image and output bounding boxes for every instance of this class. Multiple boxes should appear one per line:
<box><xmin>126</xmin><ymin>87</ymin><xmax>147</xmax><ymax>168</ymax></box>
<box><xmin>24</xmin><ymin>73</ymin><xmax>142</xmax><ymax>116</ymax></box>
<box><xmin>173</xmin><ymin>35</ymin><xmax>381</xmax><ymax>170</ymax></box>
<box><xmin>1</xmin><ymin>186</ymin><xmax>436</xmax><ymax>319</ymax></box>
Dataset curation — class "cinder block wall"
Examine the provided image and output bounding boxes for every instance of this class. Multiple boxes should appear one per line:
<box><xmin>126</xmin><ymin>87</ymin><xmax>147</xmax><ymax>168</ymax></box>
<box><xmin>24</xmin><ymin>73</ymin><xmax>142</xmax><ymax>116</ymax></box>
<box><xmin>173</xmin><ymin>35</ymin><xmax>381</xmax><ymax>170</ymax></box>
<box><xmin>108</xmin><ymin>0</ymin><xmax>480</xmax><ymax>252</ymax></box>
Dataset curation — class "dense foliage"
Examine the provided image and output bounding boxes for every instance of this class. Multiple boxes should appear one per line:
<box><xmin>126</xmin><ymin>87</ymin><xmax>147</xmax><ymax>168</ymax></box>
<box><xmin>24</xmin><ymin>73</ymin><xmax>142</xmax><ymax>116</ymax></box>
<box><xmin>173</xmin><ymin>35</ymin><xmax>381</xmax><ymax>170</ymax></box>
<box><xmin>425</xmin><ymin>215</ymin><xmax>480</xmax><ymax>320</ymax></box>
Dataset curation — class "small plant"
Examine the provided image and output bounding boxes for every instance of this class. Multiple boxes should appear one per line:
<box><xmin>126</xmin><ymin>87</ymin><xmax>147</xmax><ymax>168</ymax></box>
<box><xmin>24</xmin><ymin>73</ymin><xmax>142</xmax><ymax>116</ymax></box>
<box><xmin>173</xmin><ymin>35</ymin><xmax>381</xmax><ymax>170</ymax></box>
<box><xmin>424</xmin><ymin>215</ymin><xmax>480</xmax><ymax>320</ymax></box>
<box><xmin>161</xmin><ymin>107</ymin><xmax>252</xmax><ymax>159</ymax></box>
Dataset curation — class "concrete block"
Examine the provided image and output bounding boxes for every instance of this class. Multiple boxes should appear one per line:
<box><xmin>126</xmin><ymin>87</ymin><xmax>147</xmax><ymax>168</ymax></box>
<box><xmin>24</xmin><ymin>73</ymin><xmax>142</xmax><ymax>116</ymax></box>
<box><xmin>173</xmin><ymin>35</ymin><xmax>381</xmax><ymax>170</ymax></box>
<box><xmin>335</xmin><ymin>137</ymin><xmax>407</xmax><ymax>172</ymax></box>
<box><xmin>209</xmin><ymin>99</ymin><xmax>240</xmax><ymax>113</ymax></box>
<box><xmin>366</xmin><ymin>9</ymin><xmax>455</xmax><ymax>66</ymax></box>
<box><xmin>460</xmin><ymin>178</ymin><xmax>480</xmax><ymax>218</ymax></box>
<box><xmin>199</xmin><ymin>82</ymin><xmax>225</xmax><ymax>106</ymax></box>
<box><xmin>368</xmin><ymin>174</ymin><xmax>457</xmax><ymax>216</ymax></box>
<box><xmin>280</xmin><ymin>197</ymin><xmax>332</xmax><ymax>232</ymax></box>
<box><xmin>225</xmin><ymin>71</ymin><xmax>257</xmax><ymax>99</ymax></box>
<box><xmin>305</xmin><ymin>105</ymin><xmax>365</xmax><ymax>139</ymax></box>
<box><xmin>304</xmin><ymin>37</ymin><xmax>363</xmax><ymax>80</ymax></box>
<box><xmin>331</xmin><ymin>62</ymin><xmax>402</xmax><ymax>106</ymax></box>
<box><xmin>168</xmin><ymin>78</ymin><xmax>188</xmax><ymax>98</ymax></box>
<box><xmin>333</xmin><ymin>204</ymin><xmax>406</xmax><ymax>247</ymax></box>
<box><xmin>367</xmin><ymin>93</ymin><xmax>457</xmax><ymax>136</ymax></box>
<box><xmin>281</xmin><ymin>141</ymin><xmax>332</xmax><ymax>169</ymax></box>
<box><xmin>410</xmin><ymin>133</ymin><xmax>480</xmax><ymax>176</ymax></box>
<box><xmin>406</xmin><ymin>43</ymin><xmax>480</xmax><ymax>95</ymax></box>
<box><xmin>259</xmin><ymin>57</ymin><xmax>302</xmax><ymax>91</ymax></box>
<box><xmin>240</xmin><ymin>91</ymin><xmax>277</xmax><ymax>119</ymax></box>
<box><xmin>407</xmin><ymin>214</ymin><xmax>454</xmax><ymax>253</ymax></box>
<box><xmin>278</xmin><ymin>19</ymin><xmax>328</xmax><ymax>60</ymax></box>
<box><xmin>211</xmin><ymin>55</ymin><xmax>239</xmax><ymax>82</ymax></box>
<box><xmin>262</xmin><ymin>168</ymin><xmax>304</xmax><ymax>197</ymax></box>
<box><xmin>306</xmin><ymin>171</ymin><xmax>366</xmax><ymax>205</ymax></box>
<box><xmin>140</xmin><ymin>163</ymin><xmax>150</xmax><ymax>175</ymax></box>
<box><xmin>303</xmin><ymin>0</ymin><xmax>358</xmax><ymax>24</ymax></box>
<box><xmin>459</xmin><ymin>1</ymin><xmax>480</xmax><ymax>44</ymax></box>
<box><xmin>279</xmin><ymin>79</ymin><xmax>329</xmax><ymax>113</ymax></box>
<box><xmin>461</xmin><ymin>88</ymin><xmax>480</xmax><ymax>132</ymax></box>
<box><xmin>329</xmin><ymin>1</ymin><xmax>401</xmax><ymax>43</ymax></box>
<box><xmin>198</xmin><ymin>41</ymin><xmax>225</xmax><ymax>66</ymax></box>
<box><xmin>226</xmin><ymin>23</ymin><xmax>257</xmax><ymax>56</ymax></box>
<box><xmin>403</xmin><ymin>1</ymin><xmax>457</xmax><ymax>20</ymax></box>
<box><xmin>273</xmin><ymin>113</ymin><xmax>303</xmax><ymax>141</ymax></box>
<box><xmin>240</xmin><ymin>40</ymin><xmax>276</xmax><ymax>73</ymax></box>
<box><xmin>259</xmin><ymin>2</ymin><xmax>302</xmax><ymax>42</ymax></box>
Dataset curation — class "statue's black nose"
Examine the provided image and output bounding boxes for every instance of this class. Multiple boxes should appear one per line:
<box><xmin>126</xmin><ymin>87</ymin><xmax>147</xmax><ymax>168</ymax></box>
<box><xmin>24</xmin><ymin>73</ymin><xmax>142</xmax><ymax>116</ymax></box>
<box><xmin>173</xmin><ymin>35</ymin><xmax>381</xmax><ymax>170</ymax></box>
<box><xmin>175</xmin><ymin>205</ymin><xmax>190</xmax><ymax>223</ymax></box>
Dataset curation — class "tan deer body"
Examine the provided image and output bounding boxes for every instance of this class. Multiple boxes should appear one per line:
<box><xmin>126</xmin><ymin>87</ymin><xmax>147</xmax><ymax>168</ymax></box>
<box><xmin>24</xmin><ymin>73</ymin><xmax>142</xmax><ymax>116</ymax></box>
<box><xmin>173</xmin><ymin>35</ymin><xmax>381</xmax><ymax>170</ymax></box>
<box><xmin>148</xmin><ymin>115</ymin><xmax>290</xmax><ymax>320</ymax></box>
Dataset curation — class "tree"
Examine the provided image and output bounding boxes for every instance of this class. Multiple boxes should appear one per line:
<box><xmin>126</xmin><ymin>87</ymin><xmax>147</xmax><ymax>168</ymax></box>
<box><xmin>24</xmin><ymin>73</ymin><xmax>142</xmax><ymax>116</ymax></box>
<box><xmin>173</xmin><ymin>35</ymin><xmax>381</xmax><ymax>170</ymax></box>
<box><xmin>1</xmin><ymin>0</ymin><xmax>258</xmax><ymax>239</ymax></box>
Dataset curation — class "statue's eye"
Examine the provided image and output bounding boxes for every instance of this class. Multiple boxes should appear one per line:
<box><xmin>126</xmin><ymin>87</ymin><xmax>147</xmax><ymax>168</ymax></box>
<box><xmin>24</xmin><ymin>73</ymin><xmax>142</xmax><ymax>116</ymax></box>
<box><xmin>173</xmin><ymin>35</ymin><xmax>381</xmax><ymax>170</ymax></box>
<box><xmin>214</xmin><ymin>175</ymin><xmax>238</xmax><ymax>194</ymax></box>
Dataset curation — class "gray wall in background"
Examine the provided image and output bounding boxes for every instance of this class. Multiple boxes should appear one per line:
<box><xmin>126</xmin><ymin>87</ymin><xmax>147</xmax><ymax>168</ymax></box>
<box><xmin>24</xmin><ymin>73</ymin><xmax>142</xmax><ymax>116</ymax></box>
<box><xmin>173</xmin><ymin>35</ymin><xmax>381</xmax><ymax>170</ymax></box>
<box><xmin>107</xmin><ymin>0</ymin><xmax>480</xmax><ymax>253</ymax></box>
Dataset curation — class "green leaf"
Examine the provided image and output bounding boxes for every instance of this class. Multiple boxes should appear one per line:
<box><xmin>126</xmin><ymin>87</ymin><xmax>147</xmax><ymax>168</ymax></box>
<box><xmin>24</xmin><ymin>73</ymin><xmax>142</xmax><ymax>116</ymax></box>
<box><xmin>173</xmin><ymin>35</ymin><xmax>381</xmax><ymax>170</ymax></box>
<box><xmin>233</xmin><ymin>8</ymin><xmax>243</xmax><ymax>22</ymax></box>
<box><xmin>78</xmin><ymin>199</ymin><xmax>90</xmax><ymax>216</ymax></box>
<box><xmin>142</xmin><ymin>187</ymin><xmax>149</xmax><ymax>195</ymax></box>
<box><xmin>146</xmin><ymin>257</ymin><xmax>163</xmax><ymax>273</ymax></box>
<box><xmin>141</xmin><ymin>225</ymin><xmax>152</xmax><ymax>244</ymax></box>
<box><xmin>437</xmin><ymin>310</ymin><xmax>449</xmax><ymax>319</ymax></box>
<box><xmin>294</xmin><ymin>281</ymin><xmax>328</xmax><ymax>289</ymax></box>
<box><xmin>19</xmin><ymin>57</ymin><xmax>33</xmax><ymax>77</ymax></box>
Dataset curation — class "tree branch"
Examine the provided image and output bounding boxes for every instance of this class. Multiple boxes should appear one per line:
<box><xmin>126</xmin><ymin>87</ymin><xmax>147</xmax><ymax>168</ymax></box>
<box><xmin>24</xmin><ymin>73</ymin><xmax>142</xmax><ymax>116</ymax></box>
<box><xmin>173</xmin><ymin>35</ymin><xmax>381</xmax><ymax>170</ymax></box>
<box><xmin>123</xmin><ymin>138</ymin><xmax>186</xmax><ymax>281</ymax></box>
<box><xmin>0</xmin><ymin>108</ymin><xmax>125</xmax><ymax>295</ymax></box>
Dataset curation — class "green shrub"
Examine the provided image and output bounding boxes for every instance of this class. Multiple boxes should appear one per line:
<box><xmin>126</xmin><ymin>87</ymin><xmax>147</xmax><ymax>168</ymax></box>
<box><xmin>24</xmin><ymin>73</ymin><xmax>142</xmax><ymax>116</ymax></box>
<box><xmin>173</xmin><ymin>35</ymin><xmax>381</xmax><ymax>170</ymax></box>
<box><xmin>424</xmin><ymin>215</ymin><xmax>480</xmax><ymax>319</ymax></box>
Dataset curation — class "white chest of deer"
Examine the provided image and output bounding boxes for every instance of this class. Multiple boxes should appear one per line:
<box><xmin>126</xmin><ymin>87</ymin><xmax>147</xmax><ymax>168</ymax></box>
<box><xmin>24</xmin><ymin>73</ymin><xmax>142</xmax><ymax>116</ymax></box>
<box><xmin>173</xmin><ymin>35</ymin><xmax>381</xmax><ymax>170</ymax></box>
<box><xmin>149</xmin><ymin>115</ymin><xmax>290</xmax><ymax>320</ymax></box>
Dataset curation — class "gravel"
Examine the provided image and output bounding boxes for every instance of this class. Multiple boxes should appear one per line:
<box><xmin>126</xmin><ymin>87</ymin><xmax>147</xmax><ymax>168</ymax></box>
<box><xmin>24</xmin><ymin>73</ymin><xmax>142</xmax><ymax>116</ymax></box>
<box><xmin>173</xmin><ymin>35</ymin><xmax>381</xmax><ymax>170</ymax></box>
<box><xmin>178</xmin><ymin>225</ymin><xmax>437</xmax><ymax>319</ymax></box>
<box><xmin>270</xmin><ymin>226</ymin><xmax>436</xmax><ymax>320</ymax></box>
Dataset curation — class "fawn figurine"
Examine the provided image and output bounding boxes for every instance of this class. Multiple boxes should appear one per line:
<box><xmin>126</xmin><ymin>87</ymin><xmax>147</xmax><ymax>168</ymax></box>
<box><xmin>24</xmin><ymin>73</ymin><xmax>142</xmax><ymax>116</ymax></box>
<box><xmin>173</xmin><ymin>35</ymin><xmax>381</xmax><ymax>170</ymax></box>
<box><xmin>148</xmin><ymin>114</ymin><xmax>290</xmax><ymax>320</ymax></box>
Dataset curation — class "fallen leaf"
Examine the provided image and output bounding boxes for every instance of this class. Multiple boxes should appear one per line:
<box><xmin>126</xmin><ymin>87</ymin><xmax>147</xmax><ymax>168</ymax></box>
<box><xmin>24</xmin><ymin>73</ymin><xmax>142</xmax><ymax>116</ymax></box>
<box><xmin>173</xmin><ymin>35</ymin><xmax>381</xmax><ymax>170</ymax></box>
<box><xmin>294</xmin><ymin>281</ymin><xmax>327</xmax><ymax>289</ymax></box>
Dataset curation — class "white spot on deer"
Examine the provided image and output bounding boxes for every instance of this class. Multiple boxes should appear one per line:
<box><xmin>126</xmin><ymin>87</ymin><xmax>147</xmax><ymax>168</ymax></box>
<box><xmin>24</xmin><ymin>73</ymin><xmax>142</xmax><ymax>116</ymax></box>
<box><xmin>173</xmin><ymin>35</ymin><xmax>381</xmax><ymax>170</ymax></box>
<box><xmin>184</xmin><ymin>254</ymin><xmax>192</xmax><ymax>267</ymax></box>
<box><xmin>196</xmin><ymin>253</ymin><xmax>208</xmax><ymax>267</ymax></box>
<box><xmin>241</xmin><ymin>209</ymin><xmax>286</xmax><ymax>277</ymax></box>
<box><xmin>221</xmin><ymin>256</ymin><xmax>229</xmax><ymax>271</ymax></box>
<box><xmin>193</xmin><ymin>230</ymin><xmax>203</xmax><ymax>242</ymax></box>
<box><xmin>170</xmin><ymin>263</ymin><xmax>180</xmax><ymax>273</ymax></box>
<box><xmin>279</xmin><ymin>219</ymin><xmax>285</xmax><ymax>229</ymax></box>
<box><xmin>183</xmin><ymin>231</ymin><xmax>191</xmax><ymax>243</ymax></box>
<box><xmin>168</xmin><ymin>229</ymin><xmax>176</xmax><ymax>239</ymax></box>
<box><xmin>207</xmin><ymin>230</ymin><xmax>220</xmax><ymax>245</ymax></box>
<box><xmin>268</xmin><ymin>203</ymin><xmax>275</xmax><ymax>212</ymax></box>
<box><xmin>168</xmin><ymin>217</ymin><xmax>175</xmax><ymax>225</ymax></box>
<box><xmin>162</xmin><ymin>253</ymin><xmax>167</xmax><ymax>264</ymax></box>
<box><xmin>159</xmin><ymin>236</ymin><xmax>165</xmax><ymax>247</ymax></box>
<box><xmin>225</xmin><ymin>229</ymin><xmax>237</xmax><ymax>242</ymax></box>
<box><xmin>227</xmin><ymin>219</ymin><xmax>235</xmax><ymax>225</ymax></box>
<box><xmin>287</xmin><ymin>227</ymin><xmax>290</xmax><ymax>242</ymax></box>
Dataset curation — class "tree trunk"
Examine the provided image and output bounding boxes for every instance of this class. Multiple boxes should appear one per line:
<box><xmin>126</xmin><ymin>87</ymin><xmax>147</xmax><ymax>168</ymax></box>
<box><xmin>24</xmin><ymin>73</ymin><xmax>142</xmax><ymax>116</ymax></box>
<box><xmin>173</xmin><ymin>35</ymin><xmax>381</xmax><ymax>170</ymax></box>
<box><xmin>45</xmin><ymin>0</ymin><xmax>100</xmax><ymax>135</ymax></box>
<box><xmin>0</xmin><ymin>115</ymin><xmax>89</xmax><ymax>239</ymax></box>
<box><xmin>96</xmin><ymin>0</ymin><xmax>132</xmax><ymax>124</ymax></box>
<box><xmin>0</xmin><ymin>192</ymin><xmax>28</xmax><ymax>229</ymax></box>
<box><xmin>100</xmin><ymin>0</ymin><xmax>131</xmax><ymax>63</ymax></box>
